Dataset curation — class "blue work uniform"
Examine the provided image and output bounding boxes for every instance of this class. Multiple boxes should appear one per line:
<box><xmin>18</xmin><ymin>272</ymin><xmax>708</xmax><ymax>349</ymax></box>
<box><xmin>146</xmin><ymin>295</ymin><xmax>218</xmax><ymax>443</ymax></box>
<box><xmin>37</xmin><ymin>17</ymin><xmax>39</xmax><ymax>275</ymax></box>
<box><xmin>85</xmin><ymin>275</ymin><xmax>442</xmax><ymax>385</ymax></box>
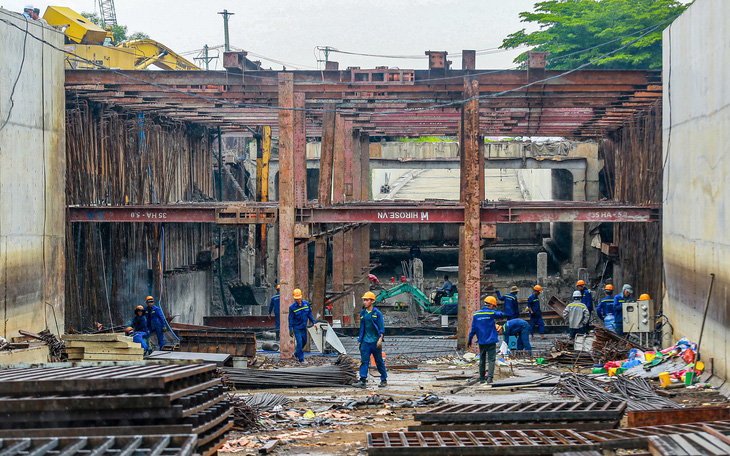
<box><xmin>468</xmin><ymin>307</ymin><xmax>505</xmax><ymax>346</ymax></box>
<box><xmin>496</xmin><ymin>291</ymin><xmax>520</xmax><ymax>320</ymax></box>
<box><xmin>580</xmin><ymin>288</ymin><xmax>594</xmax><ymax>333</ymax></box>
<box><xmin>527</xmin><ymin>293</ymin><xmax>545</xmax><ymax>335</ymax></box>
<box><xmin>503</xmin><ymin>319</ymin><xmax>532</xmax><ymax>353</ymax></box>
<box><xmin>358</xmin><ymin>306</ymin><xmax>386</xmax><ymax>381</ymax></box>
<box><xmin>612</xmin><ymin>295</ymin><xmax>627</xmax><ymax>335</ymax></box>
<box><xmin>130</xmin><ymin>331</ymin><xmax>149</xmax><ymax>352</ymax></box>
<box><xmin>145</xmin><ymin>304</ymin><xmax>166</xmax><ymax>350</ymax></box>
<box><xmin>268</xmin><ymin>292</ymin><xmax>281</xmax><ymax>330</ymax></box>
<box><xmin>130</xmin><ymin>315</ymin><xmax>149</xmax><ymax>336</ymax></box>
<box><xmin>597</xmin><ymin>294</ymin><xmax>614</xmax><ymax>320</ymax></box>
<box><xmin>289</xmin><ymin>300</ymin><xmax>316</xmax><ymax>362</ymax></box>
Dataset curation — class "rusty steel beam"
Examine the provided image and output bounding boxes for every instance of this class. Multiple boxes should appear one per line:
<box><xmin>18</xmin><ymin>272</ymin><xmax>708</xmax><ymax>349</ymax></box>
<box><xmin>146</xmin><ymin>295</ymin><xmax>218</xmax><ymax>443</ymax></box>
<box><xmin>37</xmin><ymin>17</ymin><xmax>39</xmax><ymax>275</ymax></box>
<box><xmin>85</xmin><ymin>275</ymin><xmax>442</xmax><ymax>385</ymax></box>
<box><xmin>277</xmin><ymin>73</ymin><xmax>296</xmax><ymax>360</ymax></box>
<box><xmin>331</xmin><ymin>114</ymin><xmax>346</xmax><ymax>322</ymax></box>
<box><xmin>68</xmin><ymin>202</ymin><xmax>661</xmax><ymax>224</ymax></box>
<box><xmin>311</xmin><ymin>105</ymin><xmax>336</xmax><ymax>319</ymax></box>
<box><xmin>457</xmin><ymin>75</ymin><xmax>481</xmax><ymax>349</ymax></box>
<box><xmin>359</xmin><ymin>132</ymin><xmax>371</xmax><ymax>285</ymax></box>
<box><xmin>342</xmin><ymin>123</ymin><xmax>356</xmax><ymax>321</ymax></box>
<box><xmin>293</xmin><ymin>92</ymin><xmax>309</xmax><ymax>300</ymax></box>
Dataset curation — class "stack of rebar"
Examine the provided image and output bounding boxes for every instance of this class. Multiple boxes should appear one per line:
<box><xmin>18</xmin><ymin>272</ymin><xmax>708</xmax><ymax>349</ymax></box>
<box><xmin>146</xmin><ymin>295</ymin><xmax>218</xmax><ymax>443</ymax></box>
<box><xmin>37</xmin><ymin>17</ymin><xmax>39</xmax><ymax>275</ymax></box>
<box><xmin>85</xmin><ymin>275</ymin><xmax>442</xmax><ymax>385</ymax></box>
<box><xmin>592</xmin><ymin>327</ymin><xmax>641</xmax><ymax>362</ymax></box>
<box><xmin>223</xmin><ymin>355</ymin><xmax>359</xmax><ymax>389</ymax></box>
<box><xmin>226</xmin><ymin>394</ymin><xmax>261</xmax><ymax>431</ymax></box>
<box><xmin>553</xmin><ymin>372</ymin><xmax>680</xmax><ymax>411</ymax></box>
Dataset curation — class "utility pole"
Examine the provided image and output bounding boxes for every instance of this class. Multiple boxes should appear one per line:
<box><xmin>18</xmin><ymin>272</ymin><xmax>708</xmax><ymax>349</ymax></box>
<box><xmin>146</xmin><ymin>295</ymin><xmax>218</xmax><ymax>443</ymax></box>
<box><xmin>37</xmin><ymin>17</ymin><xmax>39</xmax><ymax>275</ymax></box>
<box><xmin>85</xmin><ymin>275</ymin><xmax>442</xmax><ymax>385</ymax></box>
<box><xmin>316</xmin><ymin>46</ymin><xmax>336</xmax><ymax>66</ymax></box>
<box><xmin>218</xmin><ymin>10</ymin><xmax>234</xmax><ymax>52</ymax></box>
<box><xmin>194</xmin><ymin>44</ymin><xmax>217</xmax><ymax>70</ymax></box>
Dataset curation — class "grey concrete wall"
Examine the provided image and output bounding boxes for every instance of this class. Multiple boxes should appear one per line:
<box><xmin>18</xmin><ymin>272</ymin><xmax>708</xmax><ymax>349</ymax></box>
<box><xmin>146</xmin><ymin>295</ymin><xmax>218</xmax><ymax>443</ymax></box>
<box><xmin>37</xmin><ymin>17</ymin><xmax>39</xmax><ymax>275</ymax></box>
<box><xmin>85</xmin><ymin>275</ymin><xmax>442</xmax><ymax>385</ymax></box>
<box><xmin>0</xmin><ymin>10</ymin><xmax>65</xmax><ymax>339</ymax></box>
<box><xmin>162</xmin><ymin>271</ymin><xmax>212</xmax><ymax>325</ymax></box>
<box><xmin>662</xmin><ymin>0</ymin><xmax>730</xmax><ymax>379</ymax></box>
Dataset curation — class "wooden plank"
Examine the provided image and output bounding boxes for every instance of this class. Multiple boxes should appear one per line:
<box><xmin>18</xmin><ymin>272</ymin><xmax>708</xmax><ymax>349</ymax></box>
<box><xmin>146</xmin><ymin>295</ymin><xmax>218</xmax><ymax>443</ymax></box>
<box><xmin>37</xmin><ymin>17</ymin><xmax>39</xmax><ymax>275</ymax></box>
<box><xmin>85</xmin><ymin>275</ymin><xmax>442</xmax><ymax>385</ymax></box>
<box><xmin>72</xmin><ymin>353</ymin><xmax>144</xmax><ymax>361</ymax></box>
<box><xmin>65</xmin><ymin>341</ymin><xmax>137</xmax><ymax>349</ymax></box>
<box><xmin>63</xmin><ymin>334</ymin><xmax>132</xmax><ymax>342</ymax></box>
<box><xmin>258</xmin><ymin>440</ymin><xmax>278</xmax><ymax>454</ymax></box>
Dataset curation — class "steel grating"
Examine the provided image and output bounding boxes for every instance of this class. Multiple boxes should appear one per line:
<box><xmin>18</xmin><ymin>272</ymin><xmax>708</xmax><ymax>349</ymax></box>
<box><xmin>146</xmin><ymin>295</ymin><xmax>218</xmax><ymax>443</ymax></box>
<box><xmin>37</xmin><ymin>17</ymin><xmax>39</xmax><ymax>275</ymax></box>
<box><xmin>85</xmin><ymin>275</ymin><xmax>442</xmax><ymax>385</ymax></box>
<box><xmin>368</xmin><ymin>421</ymin><xmax>730</xmax><ymax>455</ymax></box>
<box><xmin>414</xmin><ymin>401</ymin><xmax>627</xmax><ymax>424</ymax></box>
<box><xmin>648</xmin><ymin>431</ymin><xmax>730</xmax><ymax>456</ymax></box>
<box><xmin>0</xmin><ymin>434</ymin><xmax>197</xmax><ymax>456</ymax></box>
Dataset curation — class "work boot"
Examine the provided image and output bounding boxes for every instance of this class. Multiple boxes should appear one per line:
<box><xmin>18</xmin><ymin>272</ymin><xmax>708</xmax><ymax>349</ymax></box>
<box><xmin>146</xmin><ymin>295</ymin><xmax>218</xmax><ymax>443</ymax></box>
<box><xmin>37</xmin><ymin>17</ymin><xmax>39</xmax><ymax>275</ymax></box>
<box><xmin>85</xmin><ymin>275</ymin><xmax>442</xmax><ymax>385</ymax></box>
<box><xmin>486</xmin><ymin>377</ymin><xmax>493</xmax><ymax>384</ymax></box>
<box><xmin>355</xmin><ymin>379</ymin><xmax>367</xmax><ymax>389</ymax></box>
<box><xmin>479</xmin><ymin>378</ymin><xmax>486</xmax><ymax>384</ymax></box>
<box><xmin>378</xmin><ymin>380</ymin><xmax>387</xmax><ymax>388</ymax></box>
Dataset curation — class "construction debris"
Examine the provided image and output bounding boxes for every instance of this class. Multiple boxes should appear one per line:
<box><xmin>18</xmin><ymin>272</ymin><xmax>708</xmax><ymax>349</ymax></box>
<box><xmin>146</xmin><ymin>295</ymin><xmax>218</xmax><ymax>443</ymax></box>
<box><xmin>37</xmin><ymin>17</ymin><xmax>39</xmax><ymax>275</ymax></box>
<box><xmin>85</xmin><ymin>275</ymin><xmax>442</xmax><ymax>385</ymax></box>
<box><xmin>223</xmin><ymin>355</ymin><xmax>359</xmax><ymax>389</ymax></box>
<box><xmin>62</xmin><ymin>333</ymin><xmax>144</xmax><ymax>361</ymax></box>
<box><xmin>19</xmin><ymin>329</ymin><xmax>66</xmax><ymax>361</ymax></box>
<box><xmin>553</xmin><ymin>372</ymin><xmax>680</xmax><ymax>410</ymax></box>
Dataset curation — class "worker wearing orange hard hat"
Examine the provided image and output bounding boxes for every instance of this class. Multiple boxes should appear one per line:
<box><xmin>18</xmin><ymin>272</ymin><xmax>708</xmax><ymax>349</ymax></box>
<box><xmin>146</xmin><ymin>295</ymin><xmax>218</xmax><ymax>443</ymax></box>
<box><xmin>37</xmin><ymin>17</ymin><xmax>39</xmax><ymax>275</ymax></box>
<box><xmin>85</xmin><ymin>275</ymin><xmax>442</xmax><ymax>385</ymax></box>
<box><xmin>144</xmin><ymin>296</ymin><xmax>166</xmax><ymax>350</ymax></box>
<box><xmin>527</xmin><ymin>285</ymin><xmax>545</xmax><ymax>339</ymax></box>
<box><xmin>597</xmin><ymin>284</ymin><xmax>615</xmax><ymax>322</ymax></box>
<box><xmin>288</xmin><ymin>288</ymin><xmax>317</xmax><ymax>363</ymax></box>
<box><xmin>356</xmin><ymin>291</ymin><xmax>387</xmax><ymax>388</ymax></box>
<box><xmin>576</xmin><ymin>280</ymin><xmax>594</xmax><ymax>333</ymax></box>
<box><xmin>125</xmin><ymin>326</ymin><xmax>149</xmax><ymax>352</ymax></box>
<box><xmin>468</xmin><ymin>295</ymin><xmax>504</xmax><ymax>383</ymax></box>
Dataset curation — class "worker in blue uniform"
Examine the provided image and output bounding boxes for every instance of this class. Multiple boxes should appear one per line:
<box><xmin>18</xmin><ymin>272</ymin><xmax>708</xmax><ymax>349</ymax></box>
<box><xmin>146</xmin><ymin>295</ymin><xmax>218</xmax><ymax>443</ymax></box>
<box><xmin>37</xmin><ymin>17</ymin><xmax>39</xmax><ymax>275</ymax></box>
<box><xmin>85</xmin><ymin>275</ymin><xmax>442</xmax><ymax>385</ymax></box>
<box><xmin>356</xmin><ymin>291</ymin><xmax>387</xmax><ymax>389</ymax></box>
<box><xmin>268</xmin><ymin>285</ymin><xmax>281</xmax><ymax>335</ymax></box>
<box><xmin>496</xmin><ymin>286</ymin><xmax>520</xmax><ymax>320</ymax></box>
<box><xmin>126</xmin><ymin>326</ymin><xmax>149</xmax><ymax>352</ymax></box>
<box><xmin>468</xmin><ymin>296</ymin><xmax>504</xmax><ymax>383</ymax></box>
<box><xmin>612</xmin><ymin>284</ymin><xmax>633</xmax><ymax>336</ymax></box>
<box><xmin>527</xmin><ymin>285</ymin><xmax>545</xmax><ymax>339</ymax></box>
<box><xmin>577</xmin><ymin>280</ymin><xmax>594</xmax><ymax>333</ymax></box>
<box><xmin>596</xmin><ymin>284</ymin><xmax>615</xmax><ymax>321</ymax></box>
<box><xmin>499</xmin><ymin>318</ymin><xmax>532</xmax><ymax>353</ymax></box>
<box><xmin>144</xmin><ymin>296</ymin><xmax>166</xmax><ymax>350</ymax></box>
<box><xmin>288</xmin><ymin>288</ymin><xmax>317</xmax><ymax>363</ymax></box>
<box><xmin>130</xmin><ymin>305</ymin><xmax>149</xmax><ymax>336</ymax></box>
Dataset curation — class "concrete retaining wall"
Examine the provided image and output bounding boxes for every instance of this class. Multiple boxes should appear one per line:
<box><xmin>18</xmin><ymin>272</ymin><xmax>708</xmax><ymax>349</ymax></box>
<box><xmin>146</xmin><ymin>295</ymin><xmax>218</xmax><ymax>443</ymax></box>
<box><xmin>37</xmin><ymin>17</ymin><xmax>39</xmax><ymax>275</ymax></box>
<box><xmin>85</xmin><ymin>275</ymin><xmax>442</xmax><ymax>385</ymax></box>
<box><xmin>161</xmin><ymin>270</ymin><xmax>212</xmax><ymax>325</ymax></box>
<box><xmin>0</xmin><ymin>10</ymin><xmax>65</xmax><ymax>339</ymax></box>
<box><xmin>662</xmin><ymin>0</ymin><xmax>730</xmax><ymax>379</ymax></box>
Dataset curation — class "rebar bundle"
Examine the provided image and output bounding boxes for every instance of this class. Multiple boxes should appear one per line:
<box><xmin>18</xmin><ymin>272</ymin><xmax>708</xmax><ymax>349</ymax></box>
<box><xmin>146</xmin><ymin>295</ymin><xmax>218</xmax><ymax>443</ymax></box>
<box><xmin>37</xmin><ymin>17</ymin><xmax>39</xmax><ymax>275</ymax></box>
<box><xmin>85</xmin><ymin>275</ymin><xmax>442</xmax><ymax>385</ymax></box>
<box><xmin>553</xmin><ymin>372</ymin><xmax>680</xmax><ymax>411</ymax></box>
<box><xmin>227</xmin><ymin>393</ymin><xmax>263</xmax><ymax>431</ymax></box>
<box><xmin>592</xmin><ymin>327</ymin><xmax>643</xmax><ymax>362</ymax></box>
<box><xmin>240</xmin><ymin>392</ymin><xmax>291</xmax><ymax>411</ymax></box>
<box><xmin>222</xmin><ymin>355</ymin><xmax>360</xmax><ymax>389</ymax></box>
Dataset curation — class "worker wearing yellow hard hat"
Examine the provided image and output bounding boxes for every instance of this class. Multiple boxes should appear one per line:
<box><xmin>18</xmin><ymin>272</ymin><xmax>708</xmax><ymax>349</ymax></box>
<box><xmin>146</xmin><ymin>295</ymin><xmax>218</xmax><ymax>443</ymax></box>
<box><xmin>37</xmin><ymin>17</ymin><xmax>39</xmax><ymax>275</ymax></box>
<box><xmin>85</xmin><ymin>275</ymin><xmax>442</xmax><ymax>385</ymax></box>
<box><xmin>288</xmin><ymin>288</ymin><xmax>317</xmax><ymax>363</ymax></box>
<box><xmin>527</xmin><ymin>285</ymin><xmax>545</xmax><ymax>339</ymax></box>
<box><xmin>356</xmin><ymin>291</ymin><xmax>387</xmax><ymax>388</ymax></box>
<box><xmin>597</xmin><ymin>284</ymin><xmax>615</xmax><ymax>323</ymax></box>
<box><xmin>144</xmin><ymin>296</ymin><xmax>167</xmax><ymax>350</ymax></box>
<box><xmin>468</xmin><ymin>295</ymin><xmax>505</xmax><ymax>383</ymax></box>
<box><xmin>268</xmin><ymin>284</ymin><xmax>281</xmax><ymax>335</ymax></box>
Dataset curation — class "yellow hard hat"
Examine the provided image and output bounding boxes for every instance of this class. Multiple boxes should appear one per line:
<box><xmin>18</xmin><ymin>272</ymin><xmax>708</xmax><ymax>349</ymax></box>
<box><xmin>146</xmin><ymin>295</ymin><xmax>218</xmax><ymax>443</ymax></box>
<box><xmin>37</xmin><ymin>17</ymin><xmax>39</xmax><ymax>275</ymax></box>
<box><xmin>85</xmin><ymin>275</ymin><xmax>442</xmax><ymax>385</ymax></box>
<box><xmin>605</xmin><ymin>284</ymin><xmax>614</xmax><ymax>291</ymax></box>
<box><xmin>496</xmin><ymin>324</ymin><xmax>503</xmax><ymax>333</ymax></box>
<box><xmin>639</xmin><ymin>293</ymin><xmax>651</xmax><ymax>301</ymax></box>
<box><xmin>576</xmin><ymin>280</ymin><xmax>585</xmax><ymax>287</ymax></box>
<box><xmin>533</xmin><ymin>285</ymin><xmax>542</xmax><ymax>292</ymax></box>
<box><xmin>146</xmin><ymin>296</ymin><xmax>154</xmax><ymax>302</ymax></box>
<box><xmin>484</xmin><ymin>296</ymin><xmax>497</xmax><ymax>305</ymax></box>
<box><xmin>276</xmin><ymin>285</ymin><xmax>280</xmax><ymax>290</ymax></box>
<box><xmin>362</xmin><ymin>291</ymin><xmax>376</xmax><ymax>300</ymax></box>
<box><xmin>293</xmin><ymin>289</ymin><xmax>303</xmax><ymax>299</ymax></box>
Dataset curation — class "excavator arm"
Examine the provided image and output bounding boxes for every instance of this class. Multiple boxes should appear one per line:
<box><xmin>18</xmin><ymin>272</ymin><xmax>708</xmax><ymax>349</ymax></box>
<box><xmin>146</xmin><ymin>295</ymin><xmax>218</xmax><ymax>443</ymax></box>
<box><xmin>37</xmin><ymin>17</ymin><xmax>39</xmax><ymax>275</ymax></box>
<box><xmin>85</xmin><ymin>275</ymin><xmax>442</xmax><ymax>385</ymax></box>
<box><xmin>118</xmin><ymin>39</ymin><xmax>201</xmax><ymax>71</ymax></box>
<box><xmin>374</xmin><ymin>283</ymin><xmax>433</xmax><ymax>311</ymax></box>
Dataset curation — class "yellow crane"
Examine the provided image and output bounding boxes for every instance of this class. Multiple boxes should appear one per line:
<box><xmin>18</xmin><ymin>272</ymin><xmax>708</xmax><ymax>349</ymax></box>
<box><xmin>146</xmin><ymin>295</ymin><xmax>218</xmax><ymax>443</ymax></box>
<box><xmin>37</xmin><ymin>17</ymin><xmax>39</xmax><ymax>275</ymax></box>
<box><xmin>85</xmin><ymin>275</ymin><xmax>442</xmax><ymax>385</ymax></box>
<box><xmin>43</xmin><ymin>6</ymin><xmax>200</xmax><ymax>70</ymax></box>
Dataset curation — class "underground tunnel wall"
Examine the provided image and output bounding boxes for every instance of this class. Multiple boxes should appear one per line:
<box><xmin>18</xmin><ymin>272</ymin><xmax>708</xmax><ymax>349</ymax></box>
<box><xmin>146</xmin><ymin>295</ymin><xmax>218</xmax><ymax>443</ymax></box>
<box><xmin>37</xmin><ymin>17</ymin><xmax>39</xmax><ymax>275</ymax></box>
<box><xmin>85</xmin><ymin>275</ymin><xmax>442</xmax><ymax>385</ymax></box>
<box><xmin>662</xmin><ymin>0</ymin><xmax>730</xmax><ymax>380</ymax></box>
<box><xmin>0</xmin><ymin>11</ymin><xmax>66</xmax><ymax>339</ymax></box>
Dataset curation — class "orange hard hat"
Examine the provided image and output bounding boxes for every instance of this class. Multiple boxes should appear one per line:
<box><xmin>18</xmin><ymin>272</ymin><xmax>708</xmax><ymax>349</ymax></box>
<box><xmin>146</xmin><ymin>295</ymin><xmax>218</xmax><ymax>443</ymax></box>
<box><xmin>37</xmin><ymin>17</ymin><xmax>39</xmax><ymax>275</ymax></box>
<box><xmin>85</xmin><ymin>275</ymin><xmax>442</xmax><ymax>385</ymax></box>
<box><xmin>135</xmin><ymin>305</ymin><xmax>145</xmax><ymax>312</ymax></box>
<box><xmin>496</xmin><ymin>324</ymin><xmax>503</xmax><ymax>333</ymax></box>
<box><xmin>276</xmin><ymin>285</ymin><xmax>280</xmax><ymax>290</ymax></box>
<box><xmin>293</xmin><ymin>289</ymin><xmax>303</xmax><ymax>299</ymax></box>
<box><xmin>484</xmin><ymin>296</ymin><xmax>497</xmax><ymax>305</ymax></box>
<box><xmin>533</xmin><ymin>285</ymin><xmax>542</xmax><ymax>292</ymax></box>
<box><xmin>605</xmin><ymin>284</ymin><xmax>614</xmax><ymax>291</ymax></box>
<box><xmin>146</xmin><ymin>296</ymin><xmax>154</xmax><ymax>302</ymax></box>
<box><xmin>639</xmin><ymin>293</ymin><xmax>651</xmax><ymax>301</ymax></box>
<box><xmin>576</xmin><ymin>280</ymin><xmax>585</xmax><ymax>287</ymax></box>
<box><xmin>362</xmin><ymin>291</ymin><xmax>376</xmax><ymax>300</ymax></box>
<box><xmin>125</xmin><ymin>326</ymin><xmax>133</xmax><ymax>335</ymax></box>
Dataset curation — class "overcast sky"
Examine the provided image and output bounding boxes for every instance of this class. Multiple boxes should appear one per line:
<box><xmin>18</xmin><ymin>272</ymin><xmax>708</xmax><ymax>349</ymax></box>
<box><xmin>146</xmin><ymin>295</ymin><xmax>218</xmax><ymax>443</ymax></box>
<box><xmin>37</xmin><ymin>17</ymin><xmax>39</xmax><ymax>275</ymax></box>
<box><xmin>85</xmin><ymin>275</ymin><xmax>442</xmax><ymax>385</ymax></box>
<box><xmin>4</xmin><ymin>0</ymin><xmax>539</xmax><ymax>70</ymax></box>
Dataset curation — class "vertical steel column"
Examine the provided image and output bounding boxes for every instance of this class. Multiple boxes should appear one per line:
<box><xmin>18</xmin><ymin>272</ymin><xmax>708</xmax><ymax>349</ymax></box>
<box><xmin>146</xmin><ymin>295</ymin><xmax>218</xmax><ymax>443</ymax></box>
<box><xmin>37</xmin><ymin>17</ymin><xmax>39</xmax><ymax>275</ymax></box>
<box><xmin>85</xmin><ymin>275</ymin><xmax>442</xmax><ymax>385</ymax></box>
<box><xmin>359</xmin><ymin>133</ymin><xmax>371</xmax><ymax>274</ymax></box>
<box><xmin>457</xmin><ymin>75</ymin><xmax>481</xmax><ymax>349</ymax></box>
<box><xmin>342</xmin><ymin>121</ymin><xmax>356</xmax><ymax>322</ymax></box>
<box><xmin>331</xmin><ymin>114</ymin><xmax>346</xmax><ymax>321</ymax></box>
<box><xmin>293</xmin><ymin>93</ymin><xmax>309</xmax><ymax>299</ymax></box>
<box><xmin>311</xmin><ymin>105</ymin><xmax>335</xmax><ymax>319</ymax></box>
<box><xmin>277</xmin><ymin>73</ymin><xmax>295</xmax><ymax>359</ymax></box>
<box><xmin>255</xmin><ymin>126</ymin><xmax>272</xmax><ymax>286</ymax></box>
<box><xmin>351</xmin><ymin>129</ymin><xmax>363</xmax><ymax>306</ymax></box>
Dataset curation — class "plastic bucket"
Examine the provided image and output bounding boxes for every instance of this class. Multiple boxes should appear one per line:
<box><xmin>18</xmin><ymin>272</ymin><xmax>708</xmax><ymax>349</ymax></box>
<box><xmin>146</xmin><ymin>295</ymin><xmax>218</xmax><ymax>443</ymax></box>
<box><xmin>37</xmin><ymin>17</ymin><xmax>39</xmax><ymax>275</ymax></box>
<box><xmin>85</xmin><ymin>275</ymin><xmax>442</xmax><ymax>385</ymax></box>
<box><xmin>659</xmin><ymin>371</ymin><xmax>671</xmax><ymax>387</ymax></box>
<box><xmin>592</xmin><ymin>368</ymin><xmax>607</xmax><ymax>374</ymax></box>
<box><xmin>685</xmin><ymin>371</ymin><xmax>695</xmax><ymax>386</ymax></box>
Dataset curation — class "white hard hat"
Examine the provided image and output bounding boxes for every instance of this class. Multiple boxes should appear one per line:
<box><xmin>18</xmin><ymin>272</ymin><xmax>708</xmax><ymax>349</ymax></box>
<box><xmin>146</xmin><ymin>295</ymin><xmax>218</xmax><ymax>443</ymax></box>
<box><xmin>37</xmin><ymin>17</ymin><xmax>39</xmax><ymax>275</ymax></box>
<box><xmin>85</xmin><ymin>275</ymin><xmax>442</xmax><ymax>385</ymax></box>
<box><xmin>572</xmin><ymin>290</ymin><xmax>582</xmax><ymax>299</ymax></box>
<box><xmin>24</xmin><ymin>4</ymin><xmax>34</xmax><ymax>10</ymax></box>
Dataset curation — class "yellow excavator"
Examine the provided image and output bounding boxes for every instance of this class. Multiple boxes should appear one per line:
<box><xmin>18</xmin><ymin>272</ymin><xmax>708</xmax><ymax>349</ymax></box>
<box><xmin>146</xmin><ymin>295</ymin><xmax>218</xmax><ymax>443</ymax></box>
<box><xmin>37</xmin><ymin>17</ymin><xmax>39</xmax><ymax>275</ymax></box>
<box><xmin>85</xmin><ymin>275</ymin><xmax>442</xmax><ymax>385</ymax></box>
<box><xmin>43</xmin><ymin>6</ymin><xmax>200</xmax><ymax>70</ymax></box>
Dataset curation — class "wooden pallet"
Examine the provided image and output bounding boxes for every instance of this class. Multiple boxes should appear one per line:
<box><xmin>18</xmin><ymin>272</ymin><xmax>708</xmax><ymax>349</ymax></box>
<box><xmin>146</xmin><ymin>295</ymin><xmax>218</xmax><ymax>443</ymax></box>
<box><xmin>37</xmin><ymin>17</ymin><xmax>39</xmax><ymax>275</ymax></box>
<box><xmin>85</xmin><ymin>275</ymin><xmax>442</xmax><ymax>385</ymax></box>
<box><xmin>64</xmin><ymin>333</ymin><xmax>144</xmax><ymax>361</ymax></box>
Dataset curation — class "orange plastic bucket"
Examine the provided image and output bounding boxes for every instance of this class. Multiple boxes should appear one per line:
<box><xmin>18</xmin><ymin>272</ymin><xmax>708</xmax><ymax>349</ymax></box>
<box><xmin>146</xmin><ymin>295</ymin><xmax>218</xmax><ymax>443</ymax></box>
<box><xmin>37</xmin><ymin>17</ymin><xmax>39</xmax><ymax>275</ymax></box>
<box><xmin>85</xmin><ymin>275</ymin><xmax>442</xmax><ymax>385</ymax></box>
<box><xmin>659</xmin><ymin>371</ymin><xmax>671</xmax><ymax>387</ymax></box>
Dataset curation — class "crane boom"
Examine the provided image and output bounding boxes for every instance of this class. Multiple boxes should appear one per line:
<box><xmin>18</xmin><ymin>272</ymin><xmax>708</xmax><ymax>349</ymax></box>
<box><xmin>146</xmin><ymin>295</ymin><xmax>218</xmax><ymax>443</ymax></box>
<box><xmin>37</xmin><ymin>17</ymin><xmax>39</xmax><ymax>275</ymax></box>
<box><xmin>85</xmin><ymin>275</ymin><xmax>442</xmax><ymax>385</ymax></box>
<box><xmin>97</xmin><ymin>0</ymin><xmax>118</xmax><ymax>26</ymax></box>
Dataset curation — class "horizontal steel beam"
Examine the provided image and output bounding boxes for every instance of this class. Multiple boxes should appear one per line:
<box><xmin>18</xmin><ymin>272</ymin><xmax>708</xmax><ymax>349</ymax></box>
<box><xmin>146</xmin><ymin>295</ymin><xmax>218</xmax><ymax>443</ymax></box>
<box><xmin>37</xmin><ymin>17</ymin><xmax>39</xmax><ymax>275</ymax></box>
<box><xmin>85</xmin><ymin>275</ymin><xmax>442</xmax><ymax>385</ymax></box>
<box><xmin>69</xmin><ymin>202</ymin><xmax>660</xmax><ymax>224</ymax></box>
<box><xmin>285</xmin><ymin>157</ymin><xmax>587</xmax><ymax>171</ymax></box>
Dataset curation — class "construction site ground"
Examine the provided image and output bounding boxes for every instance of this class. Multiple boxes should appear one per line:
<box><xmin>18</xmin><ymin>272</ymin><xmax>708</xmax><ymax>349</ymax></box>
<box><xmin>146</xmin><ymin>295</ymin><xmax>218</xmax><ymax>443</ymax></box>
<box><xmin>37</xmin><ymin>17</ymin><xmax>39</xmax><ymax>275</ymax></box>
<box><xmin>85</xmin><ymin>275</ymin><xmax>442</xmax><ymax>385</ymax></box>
<box><xmin>219</xmin><ymin>352</ymin><xmax>728</xmax><ymax>456</ymax></box>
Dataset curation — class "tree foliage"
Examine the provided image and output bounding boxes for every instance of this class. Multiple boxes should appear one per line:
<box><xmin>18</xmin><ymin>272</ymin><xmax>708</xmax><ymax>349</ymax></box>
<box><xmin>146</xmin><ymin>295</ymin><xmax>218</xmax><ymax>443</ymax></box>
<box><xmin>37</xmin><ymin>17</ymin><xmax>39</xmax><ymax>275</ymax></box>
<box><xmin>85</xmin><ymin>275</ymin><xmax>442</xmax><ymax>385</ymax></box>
<box><xmin>81</xmin><ymin>12</ymin><xmax>150</xmax><ymax>44</ymax></box>
<box><xmin>500</xmin><ymin>0</ymin><xmax>690</xmax><ymax>69</ymax></box>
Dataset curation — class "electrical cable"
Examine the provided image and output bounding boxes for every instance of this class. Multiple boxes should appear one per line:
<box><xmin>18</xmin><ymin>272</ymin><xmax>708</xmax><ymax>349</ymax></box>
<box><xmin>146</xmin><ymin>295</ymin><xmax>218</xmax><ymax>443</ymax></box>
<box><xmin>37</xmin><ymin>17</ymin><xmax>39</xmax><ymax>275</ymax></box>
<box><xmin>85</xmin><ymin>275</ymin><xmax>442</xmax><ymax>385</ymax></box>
<box><xmin>0</xmin><ymin>14</ymin><xmax>29</xmax><ymax>133</ymax></box>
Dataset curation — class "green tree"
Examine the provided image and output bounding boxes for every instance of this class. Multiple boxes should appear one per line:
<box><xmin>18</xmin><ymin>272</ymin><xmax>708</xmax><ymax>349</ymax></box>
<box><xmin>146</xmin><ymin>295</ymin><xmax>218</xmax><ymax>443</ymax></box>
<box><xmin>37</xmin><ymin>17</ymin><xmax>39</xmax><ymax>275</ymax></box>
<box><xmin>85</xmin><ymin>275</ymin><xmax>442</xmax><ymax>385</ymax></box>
<box><xmin>500</xmin><ymin>0</ymin><xmax>690</xmax><ymax>69</ymax></box>
<box><xmin>81</xmin><ymin>12</ymin><xmax>150</xmax><ymax>44</ymax></box>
